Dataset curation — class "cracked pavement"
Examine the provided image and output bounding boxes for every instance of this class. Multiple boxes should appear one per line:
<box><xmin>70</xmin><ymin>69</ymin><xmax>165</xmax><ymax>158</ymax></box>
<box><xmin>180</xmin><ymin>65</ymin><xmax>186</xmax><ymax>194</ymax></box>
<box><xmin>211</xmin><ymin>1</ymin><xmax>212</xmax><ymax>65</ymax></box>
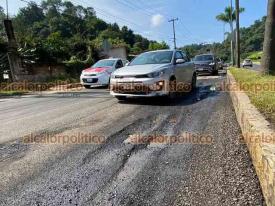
<box><xmin>0</xmin><ymin>73</ymin><xmax>265</xmax><ymax>206</ymax></box>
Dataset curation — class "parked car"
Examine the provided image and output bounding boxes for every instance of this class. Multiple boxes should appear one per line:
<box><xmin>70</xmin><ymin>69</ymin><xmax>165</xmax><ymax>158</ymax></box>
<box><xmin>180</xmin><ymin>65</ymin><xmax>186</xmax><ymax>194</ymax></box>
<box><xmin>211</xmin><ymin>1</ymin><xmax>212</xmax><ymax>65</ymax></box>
<box><xmin>242</xmin><ymin>59</ymin><xmax>253</xmax><ymax>67</ymax></box>
<box><xmin>80</xmin><ymin>58</ymin><xmax>125</xmax><ymax>88</ymax></box>
<box><xmin>110</xmin><ymin>50</ymin><xmax>196</xmax><ymax>101</ymax></box>
<box><xmin>193</xmin><ymin>54</ymin><xmax>219</xmax><ymax>75</ymax></box>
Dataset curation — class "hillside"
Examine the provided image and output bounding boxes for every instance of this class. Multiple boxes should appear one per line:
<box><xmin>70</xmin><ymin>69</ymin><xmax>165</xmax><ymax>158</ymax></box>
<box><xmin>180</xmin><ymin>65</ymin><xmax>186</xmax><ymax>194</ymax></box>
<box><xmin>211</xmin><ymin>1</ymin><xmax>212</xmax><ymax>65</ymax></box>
<box><xmin>181</xmin><ymin>16</ymin><xmax>266</xmax><ymax>62</ymax></box>
<box><xmin>0</xmin><ymin>0</ymin><xmax>168</xmax><ymax>77</ymax></box>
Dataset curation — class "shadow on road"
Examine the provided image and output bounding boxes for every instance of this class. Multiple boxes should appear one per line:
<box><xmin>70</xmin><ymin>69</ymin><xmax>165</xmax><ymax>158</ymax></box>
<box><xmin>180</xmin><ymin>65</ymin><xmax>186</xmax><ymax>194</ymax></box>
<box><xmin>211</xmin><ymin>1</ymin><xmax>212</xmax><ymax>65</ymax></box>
<box><xmin>118</xmin><ymin>85</ymin><xmax>220</xmax><ymax>107</ymax></box>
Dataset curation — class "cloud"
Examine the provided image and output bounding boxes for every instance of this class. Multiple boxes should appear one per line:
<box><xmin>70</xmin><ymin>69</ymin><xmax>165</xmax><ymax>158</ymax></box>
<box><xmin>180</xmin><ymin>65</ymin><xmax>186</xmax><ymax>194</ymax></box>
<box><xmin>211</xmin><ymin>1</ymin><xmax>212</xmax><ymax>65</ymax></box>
<box><xmin>151</xmin><ymin>14</ymin><xmax>165</xmax><ymax>27</ymax></box>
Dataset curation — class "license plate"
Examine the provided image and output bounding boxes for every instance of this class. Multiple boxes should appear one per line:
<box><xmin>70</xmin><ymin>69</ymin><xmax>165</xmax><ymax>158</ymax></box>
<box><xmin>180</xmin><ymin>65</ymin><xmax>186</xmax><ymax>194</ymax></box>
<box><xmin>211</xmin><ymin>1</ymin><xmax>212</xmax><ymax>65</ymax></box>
<box><xmin>86</xmin><ymin>78</ymin><xmax>93</xmax><ymax>83</ymax></box>
<box><xmin>121</xmin><ymin>84</ymin><xmax>134</xmax><ymax>90</ymax></box>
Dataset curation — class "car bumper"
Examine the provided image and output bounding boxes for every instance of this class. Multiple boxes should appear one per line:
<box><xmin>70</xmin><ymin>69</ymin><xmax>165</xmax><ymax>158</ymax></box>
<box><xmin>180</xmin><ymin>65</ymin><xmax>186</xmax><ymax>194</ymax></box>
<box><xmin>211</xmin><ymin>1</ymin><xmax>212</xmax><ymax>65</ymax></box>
<box><xmin>195</xmin><ymin>67</ymin><xmax>214</xmax><ymax>73</ymax></box>
<box><xmin>80</xmin><ymin>73</ymin><xmax>110</xmax><ymax>86</ymax></box>
<box><xmin>242</xmin><ymin>64</ymin><xmax>253</xmax><ymax>67</ymax></box>
<box><xmin>110</xmin><ymin>78</ymin><xmax>169</xmax><ymax>97</ymax></box>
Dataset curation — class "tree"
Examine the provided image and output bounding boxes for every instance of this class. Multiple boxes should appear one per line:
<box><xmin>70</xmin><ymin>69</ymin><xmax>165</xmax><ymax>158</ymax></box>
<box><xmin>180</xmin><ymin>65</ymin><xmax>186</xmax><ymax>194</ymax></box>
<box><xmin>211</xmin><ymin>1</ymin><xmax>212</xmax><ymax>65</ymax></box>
<box><xmin>7</xmin><ymin>0</ymin><xmax>166</xmax><ymax>77</ymax></box>
<box><xmin>148</xmin><ymin>41</ymin><xmax>169</xmax><ymax>50</ymax></box>
<box><xmin>216</xmin><ymin>6</ymin><xmax>244</xmax><ymax>64</ymax></box>
<box><xmin>261</xmin><ymin>0</ymin><xmax>275</xmax><ymax>75</ymax></box>
<box><xmin>0</xmin><ymin>6</ymin><xmax>5</xmax><ymax>41</ymax></box>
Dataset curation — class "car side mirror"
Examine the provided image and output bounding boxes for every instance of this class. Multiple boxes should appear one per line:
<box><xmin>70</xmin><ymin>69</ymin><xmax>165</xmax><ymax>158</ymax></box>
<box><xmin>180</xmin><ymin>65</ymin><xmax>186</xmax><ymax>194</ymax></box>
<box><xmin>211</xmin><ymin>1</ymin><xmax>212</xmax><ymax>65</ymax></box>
<box><xmin>125</xmin><ymin>62</ymin><xmax>129</xmax><ymax>66</ymax></box>
<box><xmin>176</xmin><ymin>59</ymin><xmax>185</xmax><ymax>64</ymax></box>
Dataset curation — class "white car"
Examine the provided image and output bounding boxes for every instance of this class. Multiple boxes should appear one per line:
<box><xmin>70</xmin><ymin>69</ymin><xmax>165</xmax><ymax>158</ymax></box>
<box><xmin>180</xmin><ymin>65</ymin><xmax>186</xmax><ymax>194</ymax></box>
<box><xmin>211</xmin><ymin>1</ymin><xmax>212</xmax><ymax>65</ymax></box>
<box><xmin>242</xmin><ymin>59</ymin><xmax>253</xmax><ymax>67</ymax></box>
<box><xmin>80</xmin><ymin>58</ymin><xmax>125</xmax><ymax>88</ymax></box>
<box><xmin>110</xmin><ymin>50</ymin><xmax>196</xmax><ymax>101</ymax></box>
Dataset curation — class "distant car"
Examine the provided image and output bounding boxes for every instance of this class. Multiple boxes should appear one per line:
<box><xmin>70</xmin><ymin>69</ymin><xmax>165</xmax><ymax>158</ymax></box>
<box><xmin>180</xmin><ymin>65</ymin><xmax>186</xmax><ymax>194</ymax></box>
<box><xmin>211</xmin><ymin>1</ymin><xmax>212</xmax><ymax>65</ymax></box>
<box><xmin>110</xmin><ymin>49</ymin><xmax>196</xmax><ymax>101</ymax></box>
<box><xmin>80</xmin><ymin>58</ymin><xmax>125</xmax><ymax>88</ymax></box>
<box><xmin>193</xmin><ymin>54</ymin><xmax>219</xmax><ymax>75</ymax></box>
<box><xmin>242</xmin><ymin>59</ymin><xmax>253</xmax><ymax>67</ymax></box>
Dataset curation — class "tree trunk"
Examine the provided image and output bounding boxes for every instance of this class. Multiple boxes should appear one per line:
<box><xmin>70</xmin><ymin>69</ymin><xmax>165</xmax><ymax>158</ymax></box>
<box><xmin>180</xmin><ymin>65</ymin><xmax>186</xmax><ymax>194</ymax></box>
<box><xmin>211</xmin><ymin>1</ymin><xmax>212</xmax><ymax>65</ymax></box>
<box><xmin>230</xmin><ymin>22</ymin><xmax>235</xmax><ymax>65</ymax></box>
<box><xmin>262</xmin><ymin>0</ymin><xmax>275</xmax><ymax>75</ymax></box>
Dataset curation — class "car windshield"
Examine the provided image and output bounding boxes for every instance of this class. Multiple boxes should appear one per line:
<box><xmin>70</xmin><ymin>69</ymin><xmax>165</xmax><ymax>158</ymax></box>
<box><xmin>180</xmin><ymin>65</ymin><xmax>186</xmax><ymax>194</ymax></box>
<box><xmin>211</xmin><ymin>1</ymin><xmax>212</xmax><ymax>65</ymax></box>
<box><xmin>92</xmin><ymin>60</ymin><xmax>115</xmax><ymax>67</ymax></box>
<box><xmin>194</xmin><ymin>55</ymin><xmax>214</xmax><ymax>61</ymax></box>
<box><xmin>129</xmin><ymin>51</ymin><xmax>173</xmax><ymax>66</ymax></box>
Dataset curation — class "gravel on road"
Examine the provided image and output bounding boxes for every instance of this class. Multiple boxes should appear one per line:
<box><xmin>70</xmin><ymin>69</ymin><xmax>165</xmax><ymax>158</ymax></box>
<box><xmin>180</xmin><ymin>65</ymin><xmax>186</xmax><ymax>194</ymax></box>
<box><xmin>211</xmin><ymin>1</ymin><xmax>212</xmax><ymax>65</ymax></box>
<box><xmin>0</xmin><ymin>74</ymin><xmax>265</xmax><ymax>206</ymax></box>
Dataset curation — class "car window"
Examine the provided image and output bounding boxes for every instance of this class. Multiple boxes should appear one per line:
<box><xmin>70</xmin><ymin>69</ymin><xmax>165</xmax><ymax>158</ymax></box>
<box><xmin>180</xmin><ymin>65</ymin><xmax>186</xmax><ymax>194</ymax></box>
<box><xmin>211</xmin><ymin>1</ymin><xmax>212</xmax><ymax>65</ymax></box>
<box><xmin>122</xmin><ymin>60</ymin><xmax>129</xmax><ymax>66</ymax></box>
<box><xmin>194</xmin><ymin>55</ymin><xmax>214</xmax><ymax>61</ymax></box>
<box><xmin>93</xmin><ymin>60</ymin><xmax>115</xmax><ymax>67</ymax></box>
<box><xmin>129</xmin><ymin>51</ymin><xmax>173</xmax><ymax>65</ymax></box>
<box><xmin>181</xmin><ymin>52</ymin><xmax>189</xmax><ymax>62</ymax></box>
<box><xmin>175</xmin><ymin>51</ymin><xmax>184</xmax><ymax>60</ymax></box>
<box><xmin>115</xmin><ymin>60</ymin><xmax>123</xmax><ymax>69</ymax></box>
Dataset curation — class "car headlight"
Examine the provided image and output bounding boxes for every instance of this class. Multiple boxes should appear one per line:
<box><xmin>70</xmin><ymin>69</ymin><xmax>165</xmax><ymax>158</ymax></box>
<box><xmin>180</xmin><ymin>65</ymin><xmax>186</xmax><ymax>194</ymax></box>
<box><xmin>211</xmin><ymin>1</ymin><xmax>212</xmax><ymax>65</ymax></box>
<box><xmin>209</xmin><ymin>62</ymin><xmax>215</xmax><ymax>66</ymax></box>
<box><xmin>147</xmin><ymin>70</ymin><xmax>165</xmax><ymax>78</ymax></box>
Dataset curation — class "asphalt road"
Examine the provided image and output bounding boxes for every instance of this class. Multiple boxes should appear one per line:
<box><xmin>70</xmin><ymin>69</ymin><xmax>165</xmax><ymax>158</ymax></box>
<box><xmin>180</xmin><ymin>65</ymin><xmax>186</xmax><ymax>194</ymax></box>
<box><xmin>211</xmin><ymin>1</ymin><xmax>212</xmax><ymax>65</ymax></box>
<box><xmin>0</xmin><ymin>72</ymin><xmax>265</xmax><ymax>206</ymax></box>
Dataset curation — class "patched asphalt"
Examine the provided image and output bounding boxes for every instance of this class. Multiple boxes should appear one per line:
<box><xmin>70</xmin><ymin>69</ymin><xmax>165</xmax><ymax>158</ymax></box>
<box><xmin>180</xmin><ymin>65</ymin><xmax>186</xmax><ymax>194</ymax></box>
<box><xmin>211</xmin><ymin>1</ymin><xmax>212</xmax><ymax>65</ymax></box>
<box><xmin>0</xmin><ymin>72</ymin><xmax>265</xmax><ymax>206</ymax></box>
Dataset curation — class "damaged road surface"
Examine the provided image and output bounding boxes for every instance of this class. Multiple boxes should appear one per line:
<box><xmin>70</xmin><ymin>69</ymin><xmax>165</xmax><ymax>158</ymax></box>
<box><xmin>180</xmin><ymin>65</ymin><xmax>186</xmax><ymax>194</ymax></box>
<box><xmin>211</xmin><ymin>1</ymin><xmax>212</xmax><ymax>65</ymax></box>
<box><xmin>0</xmin><ymin>74</ymin><xmax>265</xmax><ymax>206</ymax></box>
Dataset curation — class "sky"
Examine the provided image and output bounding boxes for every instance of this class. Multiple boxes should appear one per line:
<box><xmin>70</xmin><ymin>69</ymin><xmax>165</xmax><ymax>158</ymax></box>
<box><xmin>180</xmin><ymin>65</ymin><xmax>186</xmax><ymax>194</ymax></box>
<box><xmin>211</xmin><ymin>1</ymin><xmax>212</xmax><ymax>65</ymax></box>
<box><xmin>0</xmin><ymin>0</ymin><xmax>268</xmax><ymax>47</ymax></box>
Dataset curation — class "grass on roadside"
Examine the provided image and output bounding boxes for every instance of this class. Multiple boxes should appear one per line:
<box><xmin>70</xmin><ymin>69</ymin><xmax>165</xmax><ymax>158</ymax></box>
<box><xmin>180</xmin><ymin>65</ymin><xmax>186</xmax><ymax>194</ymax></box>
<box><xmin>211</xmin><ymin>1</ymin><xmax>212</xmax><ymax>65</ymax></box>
<box><xmin>230</xmin><ymin>68</ymin><xmax>275</xmax><ymax>125</ymax></box>
<box><xmin>0</xmin><ymin>90</ymin><xmax>27</xmax><ymax>96</ymax></box>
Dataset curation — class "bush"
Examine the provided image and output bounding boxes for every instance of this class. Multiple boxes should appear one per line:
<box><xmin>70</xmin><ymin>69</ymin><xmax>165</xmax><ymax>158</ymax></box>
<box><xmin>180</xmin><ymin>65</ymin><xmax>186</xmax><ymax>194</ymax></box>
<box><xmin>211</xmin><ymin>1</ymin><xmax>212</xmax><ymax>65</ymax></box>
<box><xmin>64</xmin><ymin>56</ymin><xmax>93</xmax><ymax>77</ymax></box>
<box><xmin>247</xmin><ymin>51</ymin><xmax>263</xmax><ymax>61</ymax></box>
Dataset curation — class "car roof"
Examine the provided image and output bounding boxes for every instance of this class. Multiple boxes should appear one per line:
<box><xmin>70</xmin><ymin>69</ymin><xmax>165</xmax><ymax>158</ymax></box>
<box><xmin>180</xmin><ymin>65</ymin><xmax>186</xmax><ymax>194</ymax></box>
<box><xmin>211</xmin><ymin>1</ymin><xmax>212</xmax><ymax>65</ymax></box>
<box><xmin>195</xmin><ymin>54</ymin><xmax>214</xmax><ymax>56</ymax></box>
<box><xmin>98</xmin><ymin>58</ymin><xmax>126</xmax><ymax>62</ymax></box>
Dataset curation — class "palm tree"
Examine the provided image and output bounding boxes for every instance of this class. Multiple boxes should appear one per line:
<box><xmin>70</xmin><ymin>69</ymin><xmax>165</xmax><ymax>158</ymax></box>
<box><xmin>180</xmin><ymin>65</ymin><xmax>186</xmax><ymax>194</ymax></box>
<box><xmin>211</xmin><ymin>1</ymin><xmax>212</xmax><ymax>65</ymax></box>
<box><xmin>216</xmin><ymin>5</ymin><xmax>244</xmax><ymax>65</ymax></box>
<box><xmin>262</xmin><ymin>0</ymin><xmax>275</xmax><ymax>75</ymax></box>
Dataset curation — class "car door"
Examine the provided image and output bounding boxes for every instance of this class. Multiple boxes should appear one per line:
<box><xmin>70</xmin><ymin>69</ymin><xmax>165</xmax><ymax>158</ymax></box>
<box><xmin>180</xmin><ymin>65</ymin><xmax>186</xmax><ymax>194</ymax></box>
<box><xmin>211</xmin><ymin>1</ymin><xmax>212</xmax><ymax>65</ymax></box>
<box><xmin>174</xmin><ymin>51</ymin><xmax>189</xmax><ymax>84</ymax></box>
<box><xmin>181</xmin><ymin>51</ymin><xmax>193</xmax><ymax>84</ymax></box>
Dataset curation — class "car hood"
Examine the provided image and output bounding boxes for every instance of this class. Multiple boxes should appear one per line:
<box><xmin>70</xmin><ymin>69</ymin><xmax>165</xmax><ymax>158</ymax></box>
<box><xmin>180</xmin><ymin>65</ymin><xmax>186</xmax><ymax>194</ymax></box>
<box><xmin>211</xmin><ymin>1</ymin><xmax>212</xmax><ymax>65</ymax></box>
<box><xmin>82</xmin><ymin>66</ymin><xmax>112</xmax><ymax>74</ymax></box>
<box><xmin>113</xmin><ymin>64</ymin><xmax>170</xmax><ymax>76</ymax></box>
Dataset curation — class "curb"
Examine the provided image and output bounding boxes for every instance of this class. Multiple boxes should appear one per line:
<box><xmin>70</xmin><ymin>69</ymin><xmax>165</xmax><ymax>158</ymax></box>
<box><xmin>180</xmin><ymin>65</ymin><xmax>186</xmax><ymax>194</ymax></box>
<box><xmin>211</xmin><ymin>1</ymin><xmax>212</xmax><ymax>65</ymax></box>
<box><xmin>227</xmin><ymin>70</ymin><xmax>275</xmax><ymax>206</ymax></box>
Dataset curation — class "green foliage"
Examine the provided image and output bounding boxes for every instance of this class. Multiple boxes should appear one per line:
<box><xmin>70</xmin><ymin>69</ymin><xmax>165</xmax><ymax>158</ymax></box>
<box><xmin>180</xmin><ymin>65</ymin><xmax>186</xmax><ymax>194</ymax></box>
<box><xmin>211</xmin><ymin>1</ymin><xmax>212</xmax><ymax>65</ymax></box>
<box><xmin>64</xmin><ymin>55</ymin><xmax>94</xmax><ymax>76</ymax></box>
<box><xmin>6</xmin><ymin>0</ymin><xmax>165</xmax><ymax>79</ymax></box>
<box><xmin>148</xmin><ymin>41</ymin><xmax>169</xmax><ymax>50</ymax></box>
<box><xmin>247</xmin><ymin>51</ymin><xmax>263</xmax><ymax>61</ymax></box>
<box><xmin>240</xmin><ymin>17</ymin><xmax>266</xmax><ymax>59</ymax></box>
<box><xmin>230</xmin><ymin>68</ymin><xmax>275</xmax><ymax>123</ymax></box>
<box><xmin>0</xmin><ymin>6</ymin><xmax>6</xmax><ymax>43</ymax></box>
<box><xmin>216</xmin><ymin>6</ymin><xmax>245</xmax><ymax>23</ymax></box>
<box><xmin>181</xmin><ymin>16</ymin><xmax>266</xmax><ymax>62</ymax></box>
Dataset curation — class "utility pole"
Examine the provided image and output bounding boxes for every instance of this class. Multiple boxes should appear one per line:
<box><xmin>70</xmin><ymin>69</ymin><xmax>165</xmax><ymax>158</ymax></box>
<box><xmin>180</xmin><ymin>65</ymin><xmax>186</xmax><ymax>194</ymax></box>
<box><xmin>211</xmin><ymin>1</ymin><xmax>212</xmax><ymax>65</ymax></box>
<box><xmin>168</xmin><ymin>18</ymin><xmax>178</xmax><ymax>49</ymax></box>
<box><xmin>6</xmin><ymin>0</ymin><xmax>8</xmax><ymax>19</ymax></box>
<box><xmin>4</xmin><ymin>19</ymin><xmax>23</xmax><ymax>81</ymax></box>
<box><xmin>235</xmin><ymin>0</ymin><xmax>241</xmax><ymax>67</ymax></box>
<box><xmin>230</xmin><ymin>0</ymin><xmax>235</xmax><ymax>65</ymax></box>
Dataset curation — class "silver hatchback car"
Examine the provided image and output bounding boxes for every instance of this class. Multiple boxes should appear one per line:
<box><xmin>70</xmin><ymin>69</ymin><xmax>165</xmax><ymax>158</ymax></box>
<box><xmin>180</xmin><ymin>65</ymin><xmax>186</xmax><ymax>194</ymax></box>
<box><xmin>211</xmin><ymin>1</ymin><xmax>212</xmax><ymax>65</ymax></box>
<box><xmin>110</xmin><ymin>50</ymin><xmax>196</xmax><ymax>101</ymax></box>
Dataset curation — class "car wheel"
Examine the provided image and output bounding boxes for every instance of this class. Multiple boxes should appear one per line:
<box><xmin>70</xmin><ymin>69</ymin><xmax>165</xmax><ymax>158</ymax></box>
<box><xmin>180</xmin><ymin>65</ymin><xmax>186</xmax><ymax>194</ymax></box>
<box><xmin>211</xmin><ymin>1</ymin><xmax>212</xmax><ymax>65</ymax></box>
<box><xmin>191</xmin><ymin>73</ymin><xmax>197</xmax><ymax>91</ymax></box>
<box><xmin>212</xmin><ymin>70</ymin><xmax>219</xmax><ymax>75</ymax></box>
<box><xmin>168</xmin><ymin>77</ymin><xmax>177</xmax><ymax>99</ymax></box>
<box><xmin>84</xmin><ymin>85</ymin><xmax>90</xmax><ymax>89</ymax></box>
<box><xmin>115</xmin><ymin>96</ymin><xmax>127</xmax><ymax>101</ymax></box>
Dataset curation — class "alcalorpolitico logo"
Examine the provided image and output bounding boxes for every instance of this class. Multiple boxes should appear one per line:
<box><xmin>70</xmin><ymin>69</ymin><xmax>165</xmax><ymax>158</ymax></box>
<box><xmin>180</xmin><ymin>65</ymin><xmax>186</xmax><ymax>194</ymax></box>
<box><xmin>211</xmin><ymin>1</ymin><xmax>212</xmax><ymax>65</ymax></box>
<box><xmin>22</xmin><ymin>132</ymin><xmax>106</xmax><ymax>144</ymax></box>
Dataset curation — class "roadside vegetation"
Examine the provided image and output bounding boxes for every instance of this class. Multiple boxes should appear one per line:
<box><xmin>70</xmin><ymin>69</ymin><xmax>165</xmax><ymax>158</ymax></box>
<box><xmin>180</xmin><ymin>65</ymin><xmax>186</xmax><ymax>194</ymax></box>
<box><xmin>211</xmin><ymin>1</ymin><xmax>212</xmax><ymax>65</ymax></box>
<box><xmin>181</xmin><ymin>16</ymin><xmax>265</xmax><ymax>62</ymax></box>
<box><xmin>230</xmin><ymin>68</ymin><xmax>275</xmax><ymax>124</ymax></box>
<box><xmin>247</xmin><ymin>51</ymin><xmax>263</xmax><ymax>63</ymax></box>
<box><xmin>0</xmin><ymin>1</ymin><xmax>168</xmax><ymax>79</ymax></box>
<box><xmin>0</xmin><ymin>90</ymin><xmax>27</xmax><ymax>96</ymax></box>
